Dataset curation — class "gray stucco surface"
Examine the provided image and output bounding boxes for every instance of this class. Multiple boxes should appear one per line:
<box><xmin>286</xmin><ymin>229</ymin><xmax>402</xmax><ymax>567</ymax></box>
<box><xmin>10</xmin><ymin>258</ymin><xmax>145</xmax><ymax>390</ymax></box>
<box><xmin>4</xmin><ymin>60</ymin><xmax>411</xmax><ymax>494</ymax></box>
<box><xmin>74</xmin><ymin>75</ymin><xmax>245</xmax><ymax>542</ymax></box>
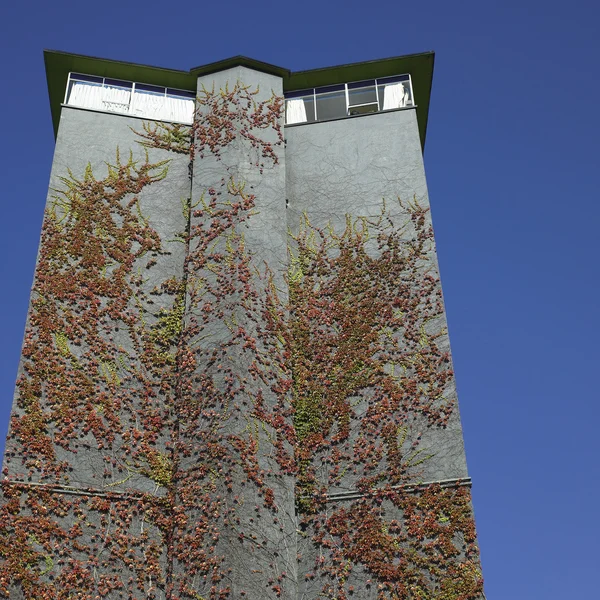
<box><xmin>286</xmin><ymin>109</ymin><xmax>468</xmax><ymax>484</ymax></box>
<box><xmin>286</xmin><ymin>109</ymin><xmax>471</xmax><ymax>597</ymax></box>
<box><xmin>3</xmin><ymin>106</ymin><xmax>191</xmax><ymax>490</ymax></box>
<box><xmin>188</xmin><ymin>66</ymin><xmax>297</xmax><ymax>599</ymax></box>
<box><xmin>1</xmin><ymin>106</ymin><xmax>193</xmax><ymax>598</ymax></box>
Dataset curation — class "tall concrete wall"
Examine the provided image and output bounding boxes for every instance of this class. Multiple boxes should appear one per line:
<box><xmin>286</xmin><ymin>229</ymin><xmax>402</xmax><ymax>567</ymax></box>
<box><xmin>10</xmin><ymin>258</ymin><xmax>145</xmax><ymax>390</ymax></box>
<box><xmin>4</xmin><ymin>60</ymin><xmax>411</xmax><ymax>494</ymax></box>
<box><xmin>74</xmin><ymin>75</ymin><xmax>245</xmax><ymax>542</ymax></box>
<box><xmin>1</xmin><ymin>106</ymin><xmax>192</xmax><ymax>598</ymax></box>
<box><xmin>184</xmin><ymin>66</ymin><xmax>296</xmax><ymax>599</ymax></box>
<box><xmin>0</xmin><ymin>77</ymin><xmax>483</xmax><ymax>600</ymax></box>
<box><xmin>286</xmin><ymin>108</ymin><xmax>468</xmax><ymax>486</ymax></box>
<box><xmin>286</xmin><ymin>108</ymin><xmax>473</xmax><ymax>598</ymax></box>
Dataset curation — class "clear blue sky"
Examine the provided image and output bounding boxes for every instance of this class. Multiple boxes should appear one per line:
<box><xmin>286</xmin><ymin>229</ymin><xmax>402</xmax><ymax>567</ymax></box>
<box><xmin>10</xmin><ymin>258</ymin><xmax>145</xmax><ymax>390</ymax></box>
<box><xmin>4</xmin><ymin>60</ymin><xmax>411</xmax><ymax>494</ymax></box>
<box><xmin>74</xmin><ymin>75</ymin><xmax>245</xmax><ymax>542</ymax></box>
<box><xmin>1</xmin><ymin>1</ymin><xmax>598</xmax><ymax>597</ymax></box>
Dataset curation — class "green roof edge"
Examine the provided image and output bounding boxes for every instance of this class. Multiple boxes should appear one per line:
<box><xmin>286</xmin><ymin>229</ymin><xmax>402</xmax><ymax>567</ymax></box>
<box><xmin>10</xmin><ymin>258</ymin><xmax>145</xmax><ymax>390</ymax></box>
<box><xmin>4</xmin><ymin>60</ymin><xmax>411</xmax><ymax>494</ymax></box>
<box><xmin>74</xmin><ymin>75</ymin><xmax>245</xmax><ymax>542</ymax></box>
<box><xmin>44</xmin><ymin>50</ymin><xmax>435</xmax><ymax>149</ymax></box>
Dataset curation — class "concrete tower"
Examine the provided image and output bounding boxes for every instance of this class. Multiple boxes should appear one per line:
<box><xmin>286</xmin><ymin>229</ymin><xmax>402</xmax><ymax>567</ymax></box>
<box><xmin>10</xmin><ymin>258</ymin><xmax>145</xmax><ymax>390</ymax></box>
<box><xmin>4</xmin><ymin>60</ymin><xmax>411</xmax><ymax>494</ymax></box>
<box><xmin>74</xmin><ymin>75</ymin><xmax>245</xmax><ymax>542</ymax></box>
<box><xmin>0</xmin><ymin>51</ymin><xmax>484</xmax><ymax>600</ymax></box>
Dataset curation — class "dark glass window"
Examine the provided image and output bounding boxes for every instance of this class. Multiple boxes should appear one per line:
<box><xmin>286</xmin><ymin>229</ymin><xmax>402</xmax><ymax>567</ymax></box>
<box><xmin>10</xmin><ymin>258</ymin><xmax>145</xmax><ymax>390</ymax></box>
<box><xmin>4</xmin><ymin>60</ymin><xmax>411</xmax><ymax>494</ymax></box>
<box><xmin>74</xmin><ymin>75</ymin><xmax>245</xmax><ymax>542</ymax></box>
<box><xmin>315</xmin><ymin>85</ymin><xmax>346</xmax><ymax>120</ymax></box>
<box><xmin>167</xmin><ymin>88</ymin><xmax>196</xmax><ymax>99</ymax></box>
<box><xmin>71</xmin><ymin>73</ymin><xmax>103</xmax><ymax>84</ymax></box>
<box><xmin>347</xmin><ymin>79</ymin><xmax>378</xmax><ymax>112</ymax></box>
<box><xmin>136</xmin><ymin>83</ymin><xmax>165</xmax><ymax>94</ymax></box>
<box><xmin>104</xmin><ymin>78</ymin><xmax>132</xmax><ymax>89</ymax></box>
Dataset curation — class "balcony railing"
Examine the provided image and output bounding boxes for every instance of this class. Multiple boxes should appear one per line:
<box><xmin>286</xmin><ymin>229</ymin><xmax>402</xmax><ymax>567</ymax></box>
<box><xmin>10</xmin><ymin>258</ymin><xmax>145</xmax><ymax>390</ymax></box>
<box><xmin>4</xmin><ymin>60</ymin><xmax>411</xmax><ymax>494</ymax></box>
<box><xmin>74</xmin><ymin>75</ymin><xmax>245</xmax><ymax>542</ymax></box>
<box><xmin>284</xmin><ymin>74</ymin><xmax>414</xmax><ymax>125</ymax></box>
<box><xmin>64</xmin><ymin>73</ymin><xmax>196</xmax><ymax>125</ymax></box>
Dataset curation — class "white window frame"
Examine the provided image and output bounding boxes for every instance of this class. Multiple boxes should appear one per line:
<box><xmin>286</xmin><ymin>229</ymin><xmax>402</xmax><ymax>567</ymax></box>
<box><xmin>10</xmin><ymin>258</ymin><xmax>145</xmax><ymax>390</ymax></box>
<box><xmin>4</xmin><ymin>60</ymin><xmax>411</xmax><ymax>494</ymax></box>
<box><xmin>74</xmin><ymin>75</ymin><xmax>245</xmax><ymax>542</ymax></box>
<box><xmin>64</xmin><ymin>72</ymin><xmax>196</xmax><ymax>125</ymax></box>
<box><xmin>285</xmin><ymin>74</ymin><xmax>415</xmax><ymax>124</ymax></box>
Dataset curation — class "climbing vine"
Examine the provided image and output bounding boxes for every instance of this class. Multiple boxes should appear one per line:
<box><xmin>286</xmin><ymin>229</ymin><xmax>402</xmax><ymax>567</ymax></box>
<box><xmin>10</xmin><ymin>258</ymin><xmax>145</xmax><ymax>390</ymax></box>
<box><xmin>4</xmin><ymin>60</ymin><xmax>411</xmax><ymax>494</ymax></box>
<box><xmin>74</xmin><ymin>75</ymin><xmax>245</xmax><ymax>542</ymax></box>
<box><xmin>285</xmin><ymin>206</ymin><xmax>454</xmax><ymax>504</ymax></box>
<box><xmin>192</xmin><ymin>81</ymin><xmax>284</xmax><ymax>170</ymax></box>
<box><xmin>273</xmin><ymin>204</ymin><xmax>483</xmax><ymax>599</ymax></box>
<box><xmin>0</xmin><ymin>79</ymin><xmax>483</xmax><ymax>599</ymax></box>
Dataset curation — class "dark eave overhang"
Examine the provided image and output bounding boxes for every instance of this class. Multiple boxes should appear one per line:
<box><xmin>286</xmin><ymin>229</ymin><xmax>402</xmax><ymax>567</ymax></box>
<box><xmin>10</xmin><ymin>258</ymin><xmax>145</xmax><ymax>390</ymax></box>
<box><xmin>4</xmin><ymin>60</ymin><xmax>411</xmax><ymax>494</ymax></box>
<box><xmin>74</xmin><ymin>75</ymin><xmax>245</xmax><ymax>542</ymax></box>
<box><xmin>45</xmin><ymin>50</ymin><xmax>435</xmax><ymax>149</ymax></box>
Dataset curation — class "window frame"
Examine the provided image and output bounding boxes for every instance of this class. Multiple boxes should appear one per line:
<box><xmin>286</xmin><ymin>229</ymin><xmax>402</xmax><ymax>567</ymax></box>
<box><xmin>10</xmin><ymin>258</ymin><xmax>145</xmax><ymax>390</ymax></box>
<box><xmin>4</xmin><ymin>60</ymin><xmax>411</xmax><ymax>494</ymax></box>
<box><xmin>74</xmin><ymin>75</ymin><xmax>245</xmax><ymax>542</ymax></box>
<box><xmin>284</xmin><ymin>73</ymin><xmax>414</xmax><ymax>125</ymax></box>
<box><xmin>64</xmin><ymin>72</ymin><xmax>196</xmax><ymax>124</ymax></box>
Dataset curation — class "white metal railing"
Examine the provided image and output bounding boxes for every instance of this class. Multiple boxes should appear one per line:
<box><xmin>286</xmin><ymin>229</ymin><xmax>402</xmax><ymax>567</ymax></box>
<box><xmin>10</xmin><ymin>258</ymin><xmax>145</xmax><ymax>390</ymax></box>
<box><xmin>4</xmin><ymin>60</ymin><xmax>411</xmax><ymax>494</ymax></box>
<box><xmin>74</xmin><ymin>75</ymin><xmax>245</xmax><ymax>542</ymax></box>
<box><xmin>284</xmin><ymin>74</ymin><xmax>414</xmax><ymax>125</ymax></box>
<box><xmin>64</xmin><ymin>73</ymin><xmax>196</xmax><ymax>125</ymax></box>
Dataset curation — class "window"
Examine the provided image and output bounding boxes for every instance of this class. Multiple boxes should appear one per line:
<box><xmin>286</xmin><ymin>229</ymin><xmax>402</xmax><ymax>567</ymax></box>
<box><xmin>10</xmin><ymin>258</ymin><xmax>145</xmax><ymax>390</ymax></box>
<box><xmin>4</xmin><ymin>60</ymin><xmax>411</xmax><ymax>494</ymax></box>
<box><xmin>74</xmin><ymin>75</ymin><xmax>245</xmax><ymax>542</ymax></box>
<box><xmin>285</xmin><ymin>74</ymin><xmax>413</xmax><ymax>125</ymax></box>
<box><xmin>347</xmin><ymin>80</ymin><xmax>378</xmax><ymax>115</ymax></box>
<box><xmin>315</xmin><ymin>84</ymin><xmax>346</xmax><ymax>121</ymax></box>
<box><xmin>285</xmin><ymin>90</ymin><xmax>316</xmax><ymax>125</ymax></box>
<box><xmin>64</xmin><ymin>73</ymin><xmax>196</xmax><ymax>124</ymax></box>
